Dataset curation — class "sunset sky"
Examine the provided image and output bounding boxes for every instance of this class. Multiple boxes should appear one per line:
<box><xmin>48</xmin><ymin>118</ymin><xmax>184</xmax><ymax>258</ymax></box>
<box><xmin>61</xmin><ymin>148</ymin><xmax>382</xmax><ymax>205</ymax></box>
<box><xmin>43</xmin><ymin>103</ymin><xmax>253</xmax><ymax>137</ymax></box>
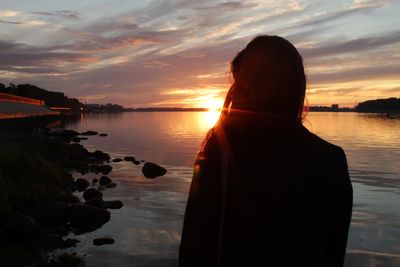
<box><xmin>0</xmin><ymin>0</ymin><xmax>399</xmax><ymax>107</ymax></box>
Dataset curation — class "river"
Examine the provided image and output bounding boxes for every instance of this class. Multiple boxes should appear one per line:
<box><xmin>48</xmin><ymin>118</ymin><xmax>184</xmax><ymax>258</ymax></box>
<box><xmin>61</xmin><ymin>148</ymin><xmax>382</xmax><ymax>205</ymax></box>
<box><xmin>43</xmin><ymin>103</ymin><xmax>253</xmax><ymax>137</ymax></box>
<box><xmin>65</xmin><ymin>111</ymin><xmax>400</xmax><ymax>267</ymax></box>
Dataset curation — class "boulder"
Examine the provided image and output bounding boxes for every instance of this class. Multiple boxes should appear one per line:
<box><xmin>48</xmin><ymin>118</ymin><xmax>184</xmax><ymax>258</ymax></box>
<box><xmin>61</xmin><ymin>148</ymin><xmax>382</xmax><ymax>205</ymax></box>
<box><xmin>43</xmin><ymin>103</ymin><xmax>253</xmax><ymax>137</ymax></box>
<box><xmin>123</xmin><ymin>156</ymin><xmax>135</xmax><ymax>162</ymax></box>
<box><xmin>142</xmin><ymin>162</ymin><xmax>167</xmax><ymax>179</ymax></box>
<box><xmin>92</xmin><ymin>178</ymin><xmax>98</xmax><ymax>184</ymax></box>
<box><xmin>112</xmin><ymin>158</ymin><xmax>123</xmax><ymax>162</ymax></box>
<box><xmin>84</xmin><ymin>198</ymin><xmax>105</xmax><ymax>209</ymax></box>
<box><xmin>103</xmin><ymin>200</ymin><xmax>123</xmax><ymax>209</ymax></box>
<box><xmin>99</xmin><ymin>133</ymin><xmax>108</xmax><ymax>137</ymax></box>
<box><xmin>98</xmin><ymin>165</ymin><xmax>112</xmax><ymax>175</ymax></box>
<box><xmin>133</xmin><ymin>160</ymin><xmax>141</xmax><ymax>165</ymax></box>
<box><xmin>83</xmin><ymin>188</ymin><xmax>103</xmax><ymax>201</ymax></box>
<box><xmin>93</xmin><ymin>237</ymin><xmax>115</xmax><ymax>246</ymax></box>
<box><xmin>74</xmin><ymin>178</ymin><xmax>89</xmax><ymax>192</ymax></box>
<box><xmin>3</xmin><ymin>214</ymin><xmax>39</xmax><ymax>240</ymax></box>
<box><xmin>92</xmin><ymin>150</ymin><xmax>111</xmax><ymax>161</ymax></box>
<box><xmin>68</xmin><ymin>204</ymin><xmax>110</xmax><ymax>232</ymax></box>
<box><xmin>81</xmin><ymin>130</ymin><xmax>98</xmax><ymax>136</ymax></box>
<box><xmin>71</xmin><ymin>137</ymin><xmax>81</xmax><ymax>143</ymax></box>
<box><xmin>99</xmin><ymin>175</ymin><xmax>112</xmax><ymax>186</ymax></box>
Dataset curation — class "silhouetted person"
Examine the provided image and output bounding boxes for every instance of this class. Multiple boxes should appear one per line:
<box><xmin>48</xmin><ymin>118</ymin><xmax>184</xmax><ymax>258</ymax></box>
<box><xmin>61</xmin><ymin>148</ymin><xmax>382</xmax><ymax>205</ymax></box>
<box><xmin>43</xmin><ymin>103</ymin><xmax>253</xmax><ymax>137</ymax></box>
<box><xmin>179</xmin><ymin>36</ymin><xmax>353</xmax><ymax>267</ymax></box>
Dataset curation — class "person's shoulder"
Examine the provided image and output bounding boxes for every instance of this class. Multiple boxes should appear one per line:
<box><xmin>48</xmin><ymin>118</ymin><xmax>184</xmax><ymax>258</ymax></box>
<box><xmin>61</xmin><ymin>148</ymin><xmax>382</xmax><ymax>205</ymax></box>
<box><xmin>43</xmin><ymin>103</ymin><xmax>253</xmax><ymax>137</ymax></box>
<box><xmin>300</xmin><ymin>126</ymin><xmax>345</xmax><ymax>158</ymax></box>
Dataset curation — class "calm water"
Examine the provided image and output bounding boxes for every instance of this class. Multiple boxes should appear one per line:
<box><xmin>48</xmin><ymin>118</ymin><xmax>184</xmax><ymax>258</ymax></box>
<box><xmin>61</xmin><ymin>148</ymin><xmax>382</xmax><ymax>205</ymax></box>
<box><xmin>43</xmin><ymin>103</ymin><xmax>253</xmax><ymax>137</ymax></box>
<box><xmin>66</xmin><ymin>112</ymin><xmax>400</xmax><ymax>267</ymax></box>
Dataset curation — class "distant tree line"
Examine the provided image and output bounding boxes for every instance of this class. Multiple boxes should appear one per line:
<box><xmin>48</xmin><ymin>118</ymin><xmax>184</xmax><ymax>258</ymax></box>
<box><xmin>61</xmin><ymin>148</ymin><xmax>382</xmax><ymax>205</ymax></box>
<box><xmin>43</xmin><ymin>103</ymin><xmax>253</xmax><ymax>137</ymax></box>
<box><xmin>100</xmin><ymin>103</ymin><xmax>124</xmax><ymax>112</ymax></box>
<box><xmin>356</xmin><ymin>97</ymin><xmax>400</xmax><ymax>113</ymax></box>
<box><xmin>0</xmin><ymin>82</ymin><xmax>83</xmax><ymax>110</ymax></box>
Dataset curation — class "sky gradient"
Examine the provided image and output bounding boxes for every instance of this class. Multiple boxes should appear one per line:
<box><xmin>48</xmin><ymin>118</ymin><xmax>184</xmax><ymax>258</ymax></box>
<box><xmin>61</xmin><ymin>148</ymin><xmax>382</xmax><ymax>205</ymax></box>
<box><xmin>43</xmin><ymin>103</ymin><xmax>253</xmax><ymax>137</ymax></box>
<box><xmin>1</xmin><ymin>0</ymin><xmax>399</xmax><ymax>107</ymax></box>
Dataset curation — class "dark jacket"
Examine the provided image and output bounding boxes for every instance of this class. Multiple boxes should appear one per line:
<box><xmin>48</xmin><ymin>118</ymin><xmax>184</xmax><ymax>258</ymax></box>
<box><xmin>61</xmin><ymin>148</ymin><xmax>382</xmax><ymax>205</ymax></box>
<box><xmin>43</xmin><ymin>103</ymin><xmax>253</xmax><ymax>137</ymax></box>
<box><xmin>179</xmin><ymin>115</ymin><xmax>353</xmax><ymax>267</ymax></box>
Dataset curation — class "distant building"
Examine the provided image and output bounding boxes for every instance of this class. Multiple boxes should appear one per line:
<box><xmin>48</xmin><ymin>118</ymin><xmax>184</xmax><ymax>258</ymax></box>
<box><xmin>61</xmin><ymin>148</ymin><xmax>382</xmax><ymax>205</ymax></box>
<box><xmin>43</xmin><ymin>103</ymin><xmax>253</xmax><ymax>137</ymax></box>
<box><xmin>84</xmin><ymin>103</ymin><xmax>101</xmax><ymax>112</ymax></box>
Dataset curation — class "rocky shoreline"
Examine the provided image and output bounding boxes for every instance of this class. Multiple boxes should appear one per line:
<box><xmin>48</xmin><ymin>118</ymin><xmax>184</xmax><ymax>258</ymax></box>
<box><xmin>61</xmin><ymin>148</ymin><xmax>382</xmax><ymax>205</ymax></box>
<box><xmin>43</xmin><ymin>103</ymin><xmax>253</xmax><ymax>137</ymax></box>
<box><xmin>0</xmin><ymin>124</ymin><xmax>167</xmax><ymax>266</ymax></box>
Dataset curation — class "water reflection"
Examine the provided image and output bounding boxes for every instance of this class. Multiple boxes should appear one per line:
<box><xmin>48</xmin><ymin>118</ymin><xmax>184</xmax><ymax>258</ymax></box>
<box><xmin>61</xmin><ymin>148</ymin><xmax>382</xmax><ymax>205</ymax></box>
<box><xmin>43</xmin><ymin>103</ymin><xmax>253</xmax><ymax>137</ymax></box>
<box><xmin>66</xmin><ymin>112</ymin><xmax>400</xmax><ymax>266</ymax></box>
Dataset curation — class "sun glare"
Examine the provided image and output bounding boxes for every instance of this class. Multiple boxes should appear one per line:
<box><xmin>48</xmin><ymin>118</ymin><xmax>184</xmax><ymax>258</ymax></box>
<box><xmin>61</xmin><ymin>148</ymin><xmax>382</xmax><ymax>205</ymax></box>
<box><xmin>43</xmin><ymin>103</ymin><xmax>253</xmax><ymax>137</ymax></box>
<box><xmin>201</xmin><ymin>97</ymin><xmax>224</xmax><ymax>129</ymax></box>
<box><xmin>206</xmin><ymin>98</ymin><xmax>224</xmax><ymax>112</ymax></box>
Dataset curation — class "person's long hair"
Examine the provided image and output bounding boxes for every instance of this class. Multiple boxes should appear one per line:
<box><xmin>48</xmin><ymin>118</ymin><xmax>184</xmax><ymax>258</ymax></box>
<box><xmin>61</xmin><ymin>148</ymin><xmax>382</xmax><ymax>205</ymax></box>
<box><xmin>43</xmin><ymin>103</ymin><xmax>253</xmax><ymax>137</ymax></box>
<box><xmin>201</xmin><ymin>35</ymin><xmax>307</xmax><ymax>151</ymax></box>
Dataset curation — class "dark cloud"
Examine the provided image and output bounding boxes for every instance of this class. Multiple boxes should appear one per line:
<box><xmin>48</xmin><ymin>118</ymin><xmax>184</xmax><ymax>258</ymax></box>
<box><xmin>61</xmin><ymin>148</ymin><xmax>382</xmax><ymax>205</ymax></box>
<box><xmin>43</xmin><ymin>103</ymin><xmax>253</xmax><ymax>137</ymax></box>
<box><xmin>194</xmin><ymin>1</ymin><xmax>257</xmax><ymax>10</ymax></box>
<box><xmin>309</xmin><ymin>65</ymin><xmax>400</xmax><ymax>83</ymax></box>
<box><xmin>0</xmin><ymin>40</ymin><xmax>96</xmax><ymax>74</ymax></box>
<box><xmin>32</xmin><ymin>10</ymin><xmax>80</xmax><ymax>20</ymax></box>
<box><xmin>300</xmin><ymin>31</ymin><xmax>400</xmax><ymax>58</ymax></box>
<box><xmin>0</xmin><ymin>19</ymin><xmax>20</xmax><ymax>24</ymax></box>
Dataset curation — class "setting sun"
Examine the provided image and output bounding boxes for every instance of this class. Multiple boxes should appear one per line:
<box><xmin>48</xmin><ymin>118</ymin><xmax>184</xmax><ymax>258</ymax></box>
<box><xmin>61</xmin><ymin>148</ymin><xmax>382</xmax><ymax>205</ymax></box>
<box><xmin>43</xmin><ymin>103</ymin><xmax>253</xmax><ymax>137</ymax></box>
<box><xmin>206</xmin><ymin>98</ymin><xmax>224</xmax><ymax>112</ymax></box>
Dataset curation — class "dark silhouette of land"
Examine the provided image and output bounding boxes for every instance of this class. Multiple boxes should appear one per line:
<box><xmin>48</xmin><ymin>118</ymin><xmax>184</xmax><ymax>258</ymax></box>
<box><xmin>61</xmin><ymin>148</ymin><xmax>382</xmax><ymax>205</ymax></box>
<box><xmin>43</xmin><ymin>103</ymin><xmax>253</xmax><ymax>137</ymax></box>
<box><xmin>355</xmin><ymin>97</ymin><xmax>400</xmax><ymax>113</ymax></box>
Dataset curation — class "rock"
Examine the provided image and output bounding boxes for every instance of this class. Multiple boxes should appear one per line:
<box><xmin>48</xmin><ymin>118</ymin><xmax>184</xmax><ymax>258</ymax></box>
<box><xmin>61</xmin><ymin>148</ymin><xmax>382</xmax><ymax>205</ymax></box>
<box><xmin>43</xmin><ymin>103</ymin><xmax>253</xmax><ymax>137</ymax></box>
<box><xmin>74</xmin><ymin>178</ymin><xmax>89</xmax><ymax>192</ymax></box>
<box><xmin>133</xmin><ymin>160</ymin><xmax>141</xmax><ymax>165</ymax></box>
<box><xmin>140</xmin><ymin>160</ymin><xmax>146</xmax><ymax>162</ymax></box>
<box><xmin>112</xmin><ymin>158</ymin><xmax>123</xmax><ymax>162</ymax></box>
<box><xmin>97</xmin><ymin>165</ymin><xmax>112</xmax><ymax>175</ymax></box>
<box><xmin>103</xmin><ymin>200</ymin><xmax>123</xmax><ymax>209</ymax></box>
<box><xmin>106</xmin><ymin>182</ymin><xmax>117</xmax><ymax>189</ymax></box>
<box><xmin>99</xmin><ymin>175</ymin><xmax>112</xmax><ymax>186</ymax></box>
<box><xmin>142</xmin><ymin>162</ymin><xmax>167</xmax><ymax>179</ymax></box>
<box><xmin>92</xmin><ymin>150</ymin><xmax>111</xmax><ymax>161</ymax></box>
<box><xmin>123</xmin><ymin>156</ymin><xmax>135</xmax><ymax>162</ymax></box>
<box><xmin>80</xmin><ymin>137</ymin><xmax>88</xmax><ymax>140</ymax></box>
<box><xmin>83</xmin><ymin>188</ymin><xmax>103</xmax><ymax>201</ymax></box>
<box><xmin>81</xmin><ymin>130</ymin><xmax>98</xmax><ymax>136</ymax></box>
<box><xmin>92</xmin><ymin>178</ymin><xmax>98</xmax><ymax>184</ymax></box>
<box><xmin>72</xmin><ymin>137</ymin><xmax>81</xmax><ymax>143</ymax></box>
<box><xmin>93</xmin><ymin>237</ymin><xmax>115</xmax><ymax>246</ymax></box>
<box><xmin>99</xmin><ymin>133</ymin><xmax>108</xmax><ymax>137</ymax></box>
<box><xmin>3</xmin><ymin>214</ymin><xmax>39</xmax><ymax>240</ymax></box>
<box><xmin>68</xmin><ymin>204</ymin><xmax>110</xmax><ymax>232</ymax></box>
<box><xmin>84</xmin><ymin>198</ymin><xmax>105</xmax><ymax>209</ymax></box>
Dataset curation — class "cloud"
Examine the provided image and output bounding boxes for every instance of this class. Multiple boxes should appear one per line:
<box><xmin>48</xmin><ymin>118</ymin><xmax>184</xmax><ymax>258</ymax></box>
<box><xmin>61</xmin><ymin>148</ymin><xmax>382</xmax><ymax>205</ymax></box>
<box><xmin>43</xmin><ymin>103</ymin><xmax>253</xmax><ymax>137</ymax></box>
<box><xmin>300</xmin><ymin>31</ymin><xmax>400</xmax><ymax>58</ymax></box>
<box><xmin>0</xmin><ymin>19</ymin><xmax>20</xmax><ymax>24</ymax></box>
<box><xmin>194</xmin><ymin>1</ymin><xmax>258</xmax><ymax>10</ymax></box>
<box><xmin>32</xmin><ymin>10</ymin><xmax>81</xmax><ymax>20</ymax></box>
<box><xmin>0</xmin><ymin>40</ymin><xmax>97</xmax><ymax>74</ymax></box>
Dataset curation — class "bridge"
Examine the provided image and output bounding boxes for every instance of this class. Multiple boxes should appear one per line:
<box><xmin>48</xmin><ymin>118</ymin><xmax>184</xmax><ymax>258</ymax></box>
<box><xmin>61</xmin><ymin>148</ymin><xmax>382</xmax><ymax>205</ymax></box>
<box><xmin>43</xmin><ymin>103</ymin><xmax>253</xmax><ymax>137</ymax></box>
<box><xmin>0</xmin><ymin>93</ymin><xmax>59</xmax><ymax>119</ymax></box>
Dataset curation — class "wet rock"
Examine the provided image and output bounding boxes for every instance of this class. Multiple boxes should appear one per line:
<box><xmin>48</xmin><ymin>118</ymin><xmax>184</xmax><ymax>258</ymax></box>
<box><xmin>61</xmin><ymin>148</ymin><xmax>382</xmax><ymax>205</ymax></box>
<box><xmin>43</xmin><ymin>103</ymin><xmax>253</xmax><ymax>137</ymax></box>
<box><xmin>72</xmin><ymin>137</ymin><xmax>81</xmax><ymax>143</ymax></box>
<box><xmin>92</xmin><ymin>178</ymin><xmax>98</xmax><ymax>184</ymax></box>
<box><xmin>3</xmin><ymin>214</ymin><xmax>39</xmax><ymax>240</ymax></box>
<box><xmin>133</xmin><ymin>160</ymin><xmax>141</xmax><ymax>165</ymax></box>
<box><xmin>98</xmin><ymin>165</ymin><xmax>112</xmax><ymax>175</ymax></box>
<box><xmin>81</xmin><ymin>130</ymin><xmax>98</xmax><ymax>136</ymax></box>
<box><xmin>103</xmin><ymin>200</ymin><xmax>123</xmax><ymax>209</ymax></box>
<box><xmin>84</xmin><ymin>198</ymin><xmax>105</xmax><ymax>209</ymax></box>
<box><xmin>142</xmin><ymin>162</ymin><xmax>167</xmax><ymax>179</ymax></box>
<box><xmin>83</xmin><ymin>188</ymin><xmax>103</xmax><ymax>201</ymax></box>
<box><xmin>99</xmin><ymin>175</ymin><xmax>112</xmax><ymax>186</ymax></box>
<box><xmin>93</xmin><ymin>237</ymin><xmax>115</xmax><ymax>246</ymax></box>
<box><xmin>74</xmin><ymin>178</ymin><xmax>89</xmax><ymax>192</ymax></box>
<box><xmin>99</xmin><ymin>133</ymin><xmax>108</xmax><ymax>137</ymax></box>
<box><xmin>106</xmin><ymin>182</ymin><xmax>117</xmax><ymax>189</ymax></box>
<box><xmin>112</xmin><ymin>158</ymin><xmax>123</xmax><ymax>162</ymax></box>
<box><xmin>92</xmin><ymin>150</ymin><xmax>111</xmax><ymax>161</ymax></box>
<box><xmin>124</xmin><ymin>156</ymin><xmax>135</xmax><ymax>162</ymax></box>
<box><xmin>68</xmin><ymin>204</ymin><xmax>110</xmax><ymax>232</ymax></box>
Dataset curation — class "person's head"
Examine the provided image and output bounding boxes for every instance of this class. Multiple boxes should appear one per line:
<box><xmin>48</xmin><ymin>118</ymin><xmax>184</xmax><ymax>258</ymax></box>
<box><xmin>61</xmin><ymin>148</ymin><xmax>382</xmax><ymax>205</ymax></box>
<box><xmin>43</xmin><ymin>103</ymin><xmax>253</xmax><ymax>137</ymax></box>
<box><xmin>223</xmin><ymin>35</ymin><xmax>306</xmax><ymax>123</ymax></box>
